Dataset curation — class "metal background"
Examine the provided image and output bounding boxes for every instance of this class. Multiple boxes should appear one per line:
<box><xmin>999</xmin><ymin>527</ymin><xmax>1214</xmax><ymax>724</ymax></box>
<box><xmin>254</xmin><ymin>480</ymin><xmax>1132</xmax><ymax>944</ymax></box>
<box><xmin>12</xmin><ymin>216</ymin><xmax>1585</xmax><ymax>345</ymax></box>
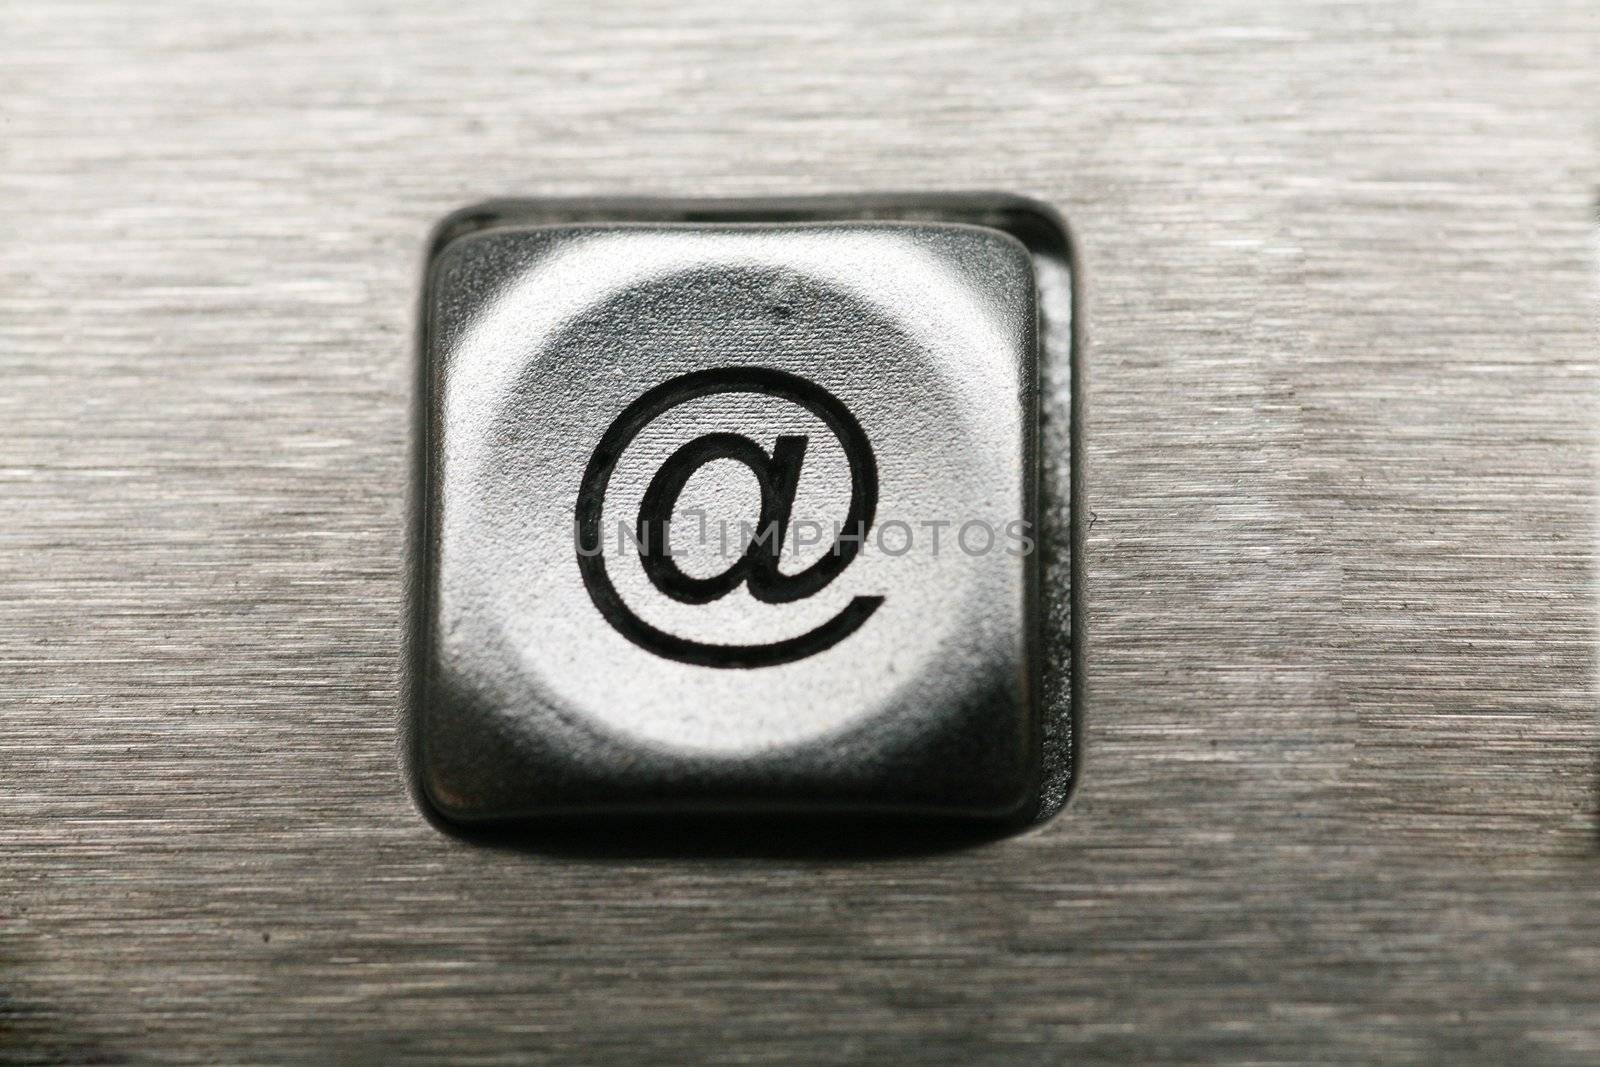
<box><xmin>2</xmin><ymin>1</ymin><xmax>1596</xmax><ymax>1062</ymax></box>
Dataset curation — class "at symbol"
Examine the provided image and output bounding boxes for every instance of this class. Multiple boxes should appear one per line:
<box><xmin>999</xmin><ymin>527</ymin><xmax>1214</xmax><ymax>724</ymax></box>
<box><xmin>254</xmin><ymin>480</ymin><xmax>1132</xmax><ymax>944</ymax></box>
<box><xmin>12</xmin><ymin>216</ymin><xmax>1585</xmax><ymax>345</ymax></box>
<box><xmin>576</xmin><ymin>367</ymin><xmax>883</xmax><ymax>669</ymax></box>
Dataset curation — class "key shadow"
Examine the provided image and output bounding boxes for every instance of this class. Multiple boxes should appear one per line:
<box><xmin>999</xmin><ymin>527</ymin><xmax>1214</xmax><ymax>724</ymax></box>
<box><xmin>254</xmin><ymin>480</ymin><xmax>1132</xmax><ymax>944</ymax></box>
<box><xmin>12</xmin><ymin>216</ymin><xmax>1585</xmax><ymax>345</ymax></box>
<box><xmin>425</xmin><ymin>810</ymin><xmax>1027</xmax><ymax>862</ymax></box>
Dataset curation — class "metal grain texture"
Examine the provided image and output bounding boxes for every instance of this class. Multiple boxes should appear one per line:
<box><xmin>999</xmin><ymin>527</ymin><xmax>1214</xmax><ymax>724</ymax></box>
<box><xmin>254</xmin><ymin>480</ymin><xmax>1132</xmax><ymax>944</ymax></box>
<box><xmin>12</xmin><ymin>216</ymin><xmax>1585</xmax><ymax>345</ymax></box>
<box><xmin>1</xmin><ymin>1</ymin><xmax>1596</xmax><ymax>1062</ymax></box>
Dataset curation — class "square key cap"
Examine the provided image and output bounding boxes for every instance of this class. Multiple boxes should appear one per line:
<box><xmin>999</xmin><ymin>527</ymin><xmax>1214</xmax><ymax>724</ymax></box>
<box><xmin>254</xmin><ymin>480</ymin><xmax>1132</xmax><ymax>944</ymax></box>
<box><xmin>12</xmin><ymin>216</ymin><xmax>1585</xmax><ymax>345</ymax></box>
<box><xmin>410</xmin><ymin>209</ymin><xmax>1046</xmax><ymax>822</ymax></box>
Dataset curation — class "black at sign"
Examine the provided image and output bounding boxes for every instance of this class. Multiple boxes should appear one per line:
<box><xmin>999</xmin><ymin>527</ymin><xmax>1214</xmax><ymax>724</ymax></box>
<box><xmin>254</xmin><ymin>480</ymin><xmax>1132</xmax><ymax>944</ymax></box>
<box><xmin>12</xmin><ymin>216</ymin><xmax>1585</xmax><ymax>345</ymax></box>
<box><xmin>575</xmin><ymin>367</ymin><xmax>882</xmax><ymax>669</ymax></box>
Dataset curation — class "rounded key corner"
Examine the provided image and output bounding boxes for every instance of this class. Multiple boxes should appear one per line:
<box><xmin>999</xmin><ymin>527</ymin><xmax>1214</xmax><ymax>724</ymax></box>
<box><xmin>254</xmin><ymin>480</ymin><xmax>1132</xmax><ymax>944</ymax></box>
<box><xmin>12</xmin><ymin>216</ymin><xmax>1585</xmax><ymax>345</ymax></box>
<box><xmin>953</xmin><ymin>770</ymin><xmax>1046</xmax><ymax>824</ymax></box>
<box><xmin>410</xmin><ymin>755</ymin><xmax>481</xmax><ymax>830</ymax></box>
<box><xmin>406</xmin><ymin>696</ymin><xmax>556</xmax><ymax>832</ymax></box>
<box><xmin>953</xmin><ymin>218</ymin><xmax>1037</xmax><ymax>261</ymax></box>
<box><xmin>422</xmin><ymin>199</ymin><xmax>524</xmax><ymax>263</ymax></box>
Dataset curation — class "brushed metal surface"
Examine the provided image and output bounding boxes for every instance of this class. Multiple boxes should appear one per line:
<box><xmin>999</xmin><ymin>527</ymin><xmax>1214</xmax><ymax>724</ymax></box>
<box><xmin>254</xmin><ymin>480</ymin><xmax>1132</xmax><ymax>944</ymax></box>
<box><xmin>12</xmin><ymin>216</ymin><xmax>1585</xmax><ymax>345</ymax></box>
<box><xmin>2</xmin><ymin>1</ymin><xmax>1597</xmax><ymax>1062</ymax></box>
<box><xmin>416</xmin><ymin>218</ymin><xmax>1050</xmax><ymax>820</ymax></box>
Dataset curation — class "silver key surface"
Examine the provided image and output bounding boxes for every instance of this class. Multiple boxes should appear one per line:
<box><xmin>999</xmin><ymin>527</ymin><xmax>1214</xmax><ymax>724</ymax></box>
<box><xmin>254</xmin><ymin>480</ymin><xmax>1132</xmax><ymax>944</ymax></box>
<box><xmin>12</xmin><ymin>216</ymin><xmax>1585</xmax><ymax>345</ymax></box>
<box><xmin>414</xmin><ymin>220</ymin><xmax>1042</xmax><ymax>819</ymax></box>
